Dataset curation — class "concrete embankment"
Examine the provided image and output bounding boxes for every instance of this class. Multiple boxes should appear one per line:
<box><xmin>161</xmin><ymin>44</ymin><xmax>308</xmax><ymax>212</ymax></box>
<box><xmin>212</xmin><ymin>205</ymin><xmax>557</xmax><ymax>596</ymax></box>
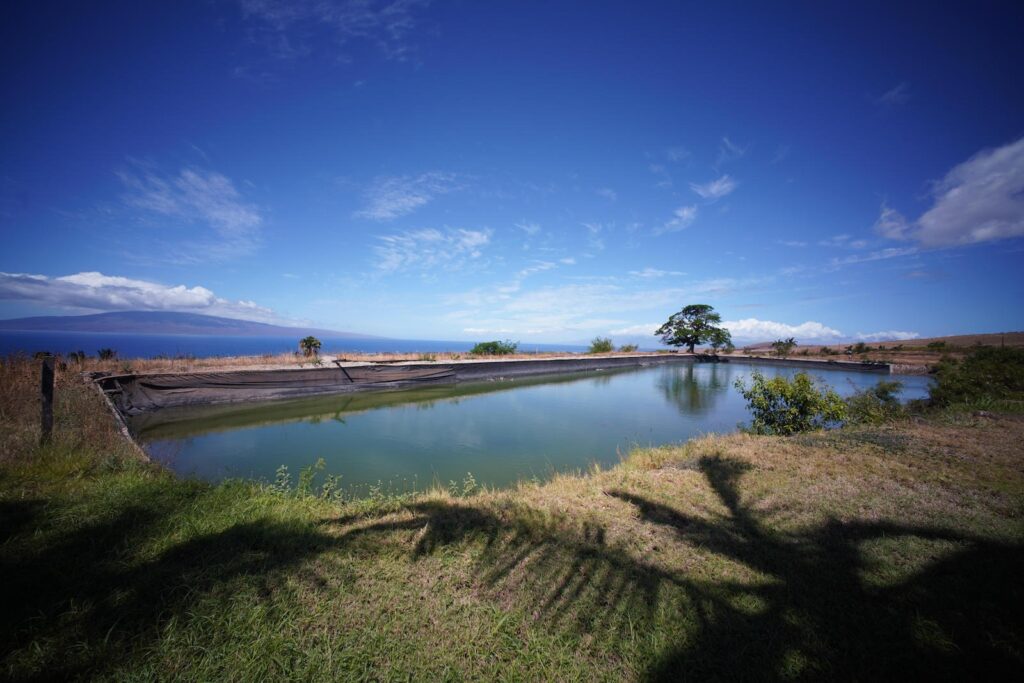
<box><xmin>93</xmin><ymin>353</ymin><xmax>892</xmax><ymax>417</ymax></box>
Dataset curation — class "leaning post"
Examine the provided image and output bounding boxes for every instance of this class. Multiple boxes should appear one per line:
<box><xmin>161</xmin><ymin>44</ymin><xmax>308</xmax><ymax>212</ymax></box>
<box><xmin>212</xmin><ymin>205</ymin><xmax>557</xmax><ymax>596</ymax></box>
<box><xmin>40</xmin><ymin>354</ymin><xmax>55</xmax><ymax>445</ymax></box>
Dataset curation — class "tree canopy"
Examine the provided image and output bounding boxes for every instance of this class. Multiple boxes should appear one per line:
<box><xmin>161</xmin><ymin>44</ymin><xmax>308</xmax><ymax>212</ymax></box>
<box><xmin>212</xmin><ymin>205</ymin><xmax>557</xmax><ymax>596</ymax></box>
<box><xmin>655</xmin><ymin>304</ymin><xmax>731</xmax><ymax>353</ymax></box>
<box><xmin>299</xmin><ymin>336</ymin><xmax>322</xmax><ymax>357</ymax></box>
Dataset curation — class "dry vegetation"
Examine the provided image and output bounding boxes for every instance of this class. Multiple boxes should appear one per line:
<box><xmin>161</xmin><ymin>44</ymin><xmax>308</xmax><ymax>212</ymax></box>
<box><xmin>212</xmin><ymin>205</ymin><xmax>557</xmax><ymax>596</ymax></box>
<box><xmin>2</xmin><ymin>352</ymin><xmax>1023</xmax><ymax>679</ymax></box>
<box><xmin>736</xmin><ymin>331</ymin><xmax>1024</xmax><ymax>373</ymax></box>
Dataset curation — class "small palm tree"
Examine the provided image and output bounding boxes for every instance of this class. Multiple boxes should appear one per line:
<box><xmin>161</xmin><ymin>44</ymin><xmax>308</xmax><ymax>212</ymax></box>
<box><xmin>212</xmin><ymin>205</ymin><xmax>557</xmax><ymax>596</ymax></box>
<box><xmin>299</xmin><ymin>336</ymin><xmax>322</xmax><ymax>358</ymax></box>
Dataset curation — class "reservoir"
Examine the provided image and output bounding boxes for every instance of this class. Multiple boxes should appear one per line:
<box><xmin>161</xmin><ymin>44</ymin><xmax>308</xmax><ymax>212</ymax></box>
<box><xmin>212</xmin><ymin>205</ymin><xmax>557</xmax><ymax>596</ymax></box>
<box><xmin>131</xmin><ymin>362</ymin><xmax>931</xmax><ymax>494</ymax></box>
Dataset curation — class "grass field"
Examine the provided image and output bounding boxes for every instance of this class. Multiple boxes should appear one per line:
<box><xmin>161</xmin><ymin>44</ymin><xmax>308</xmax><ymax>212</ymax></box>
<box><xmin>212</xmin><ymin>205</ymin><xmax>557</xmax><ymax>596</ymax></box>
<box><xmin>2</xmin><ymin>354</ymin><xmax>1023</xmax><ymax>680</ymax></box>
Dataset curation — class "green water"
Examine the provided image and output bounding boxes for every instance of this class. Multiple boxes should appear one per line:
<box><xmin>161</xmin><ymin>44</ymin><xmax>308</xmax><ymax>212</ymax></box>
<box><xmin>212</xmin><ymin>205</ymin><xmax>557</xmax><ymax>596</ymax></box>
<box><xmin>133</xmin><ymin>362</ymin><xmax>931</xmax><ymax>493</ymax></box>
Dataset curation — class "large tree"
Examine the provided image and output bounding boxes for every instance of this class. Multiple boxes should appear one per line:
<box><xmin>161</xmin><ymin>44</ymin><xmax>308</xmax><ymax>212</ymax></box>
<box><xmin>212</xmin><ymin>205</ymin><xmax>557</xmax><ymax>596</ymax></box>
<box><xmin>655</xmin><ymin>304</ymin><xmax>731</xmax><ymax>353</ymax></box>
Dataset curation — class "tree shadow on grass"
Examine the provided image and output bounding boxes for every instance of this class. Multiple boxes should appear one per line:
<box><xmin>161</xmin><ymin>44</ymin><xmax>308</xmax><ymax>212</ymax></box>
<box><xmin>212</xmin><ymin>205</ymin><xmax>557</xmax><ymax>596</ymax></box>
<box><xmin>2</xmin><ymin>459</ymin><xmax>1021</xmax><ymax>680</ymax></box>
<box><xmin>609</xmin><ymin>455</ymin><xmax>1024</xmax><ymax>681</ymax></box>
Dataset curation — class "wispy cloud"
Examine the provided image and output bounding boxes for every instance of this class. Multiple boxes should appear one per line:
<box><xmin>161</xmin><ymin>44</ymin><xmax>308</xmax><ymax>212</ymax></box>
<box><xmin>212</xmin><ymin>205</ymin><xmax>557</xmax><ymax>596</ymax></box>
<box><xmin>689</xmin><ymin>174</ymin><xmax>737</xmax><ymax>201</ymax></box>
<box><xmin>238</xmin><ymin>0</ymin><xmax>431</xmax><ymax>62</ymax></box>
<box><xmin>447</xmin><ymin>277</ymin><xmax>762</xmax><ymax>339</ymax></box>
<box><xmin>595</xmin><ymin>187</ymin><xmax>618</xmax><ymax>202</ymax></box>
<box><xmin>582</xmin><ymin>222</ymin><xmax>606</xmax><ymax>251</ymax></box>
<box><xmin>715</xmin><ymin>136</ymin><xmax>747</xmax><ymax>169</ymax></box>
<box><xmin>118</xmin><ymin>164</ymin><xmax>263</xmax><ymax>262</ymax></box>
<box><xmin>515</xmin><ymin>221</ymin><xmax>541</xmax><ymax>236</ymax></box>
<box><xmin>355</xmin><ymin>172</ymin><xmax>459</xmax><ymax>221</ymax></box>
<box><xmin>829</xmin><ymin>247</ymin><xmax>918</xmax><ymax>267</ymax></box>
<box><xmin>648</xmin><ymin>163</ymin><xmax>673</xmax><ymax>188</ymax></box>
<box><xmin>374</xmin><ymin>227</ymin><xmax>490</xmax><ymax>273</ymax></box>
<box><xmin>654</xmin><ymin>205</ymin><xmax>697</xmax><ymax>235</ymax></box>
<box><xmin>818</xmin><ymin>234</ymin><xmax>867</xmax><ymax>249</ymax></box>
<box><xmin>0</xmin><ymin>271</ymin><xmax>289</xmax><ymax>323</ymax></box>
<box><xmin>875</xmin><ymin>82</ymin><xmax>911</xmax><ymax>107</ymax></box>
<box><xmin>777</xmin><ymin>240</ymin><xmax>808</xmax><ymax>248</ymax></box>
<box><xmin>875</xmin><ymin>136</ymin><xmax>1024</xmax><ymax>246</ymax></box>
<box><xmin>629</xmin><ymin>267</ymin><xmax>684</xmax><ymax>278</ymax></box>
<box><xmin>665</xmin><ymin>146</ymin><xmax>690</xmax><ymax>162</ymax></box>
<box><xmin>723</xmin><ymin>318</ymin><xmax>843</xmax><ymax>342</ymax></box>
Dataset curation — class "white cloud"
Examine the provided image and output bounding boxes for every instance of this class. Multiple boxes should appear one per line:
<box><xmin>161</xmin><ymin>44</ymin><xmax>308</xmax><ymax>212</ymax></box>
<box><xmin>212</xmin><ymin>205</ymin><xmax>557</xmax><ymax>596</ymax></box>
<box><xmin>238</xmin><ymin>0</ymin><xmax>430</xmax><ymax>62</ymax></box>
<box><xmin>446</xmin><ymin>277</ymin><xmax>762</xmax><ymax>340</ymax></box>
<box><xmin>689</xmin><ymin>174</ymin><xmax>737</xmax><ymax>201</ymax></box>
<box><xmin>875</xmin><ymin>137</ymin><xmax>1024</xmax><ymax>246</ymax></box>
<box><xmin>629</xmin><ymin>267</ymin><xmax>684</xmax><ymax>278</ymax></box>
<box><xmin>515</xmin><ymin>221</ymin><xmax>541</xmax><ymax>235</ymax></box>
<box><xmin>829</xmin><ymin>246</ymin><xmax>918</xmax><ymax>267</ymax></box>
<box><xmin>596</xmin><ymin>187</ymin><xmax>617</xmax><ymax>201</ymax></box>
<box><xmin>118</xmin><ymin>165</ymin><xmax>263</xmax><ymax>262</ymax></box>
<box><xmin>654</xmin><ymin>205</ymin><xmax>697</xmax><ymax>235</ymax></box>
<box><xmin>355</xmin><ymin>172</ymin><xmax>459</xmax><ymax>221</ymax></box>
<box><xmin>777</xmin><ymin>240</ymin><xmax>808</xmax><ymax>248</ymax></box>
<box><xmin>855</xmin><ymin>330</ymin><xmax>920</xmax><ymax>342</ymax></box>
<box><xmin>0</xmin><ymin>271</ymin><xmax>287</xmax><ymax>323</ymax></box>
<box><xmin>609</xmin><ymin>322</ymin><xmax>661</xmax><ymax>336</ymax></box>
<box><xmin>559</xmin><ymin>257</ymin><xmax>576</xmax><ymax>265</ymax></box>
<box><xmin>875</xmin><ymin>82</ymin><xmax>911</xmax><ymax>107</ymax></box>
<box><xmin>374</xmin><ymin>227</ymin><xmax>490</xmax><ymax>273</ymax></box>
<box><xmin>723</xmin><ymin>318</ymin><xmax>843</xmax><ymax>342</ymax></box>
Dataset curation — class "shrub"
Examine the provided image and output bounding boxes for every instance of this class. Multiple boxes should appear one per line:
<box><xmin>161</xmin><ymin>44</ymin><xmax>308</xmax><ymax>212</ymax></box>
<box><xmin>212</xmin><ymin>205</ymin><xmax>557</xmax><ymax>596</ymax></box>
<box><xmin>819</xmin><ymin>346</ymin><xmax>838</xmax><ymax>356</ymax></box>
<box><xmin>846</xmin><ymin>380</ymin><xmax>904</xmax><ymax>424</ymax></box>
<box><xmin>469</xmin><ymin>340</ymin><xmax>518</xmax><ymax>356</ymax></box>
<box><xmin>771</xmin><ymin>338</ymin><xmax>797</xmax><ymax>357</ymax></box>
<box><xmin>588</xmin><ymin>337</ymin><xmax>614</xmax><ymax>353</ymax></box>
<box><xmin>928</xmin><ymin>346</ymin><xmax>1024</xmax><ymax>409</ymax></box>
<box><xmin>97</xmin><ymin>348</ymin><xmax>117</xmax><ymax>360</ymax></box>
<box><xmin>926</xmin><ymin>341</ymin><xmax>947</xmax><ymax>351</ymax></box>
<box><xmin>618</xmin><ymin>344</ymin><xmax>639</xmax><ymax>353</ymax></box>
<box><xmin>734</xmin><ymin>370</ymin><xmax>847</xmax><ymax>435</ymax></box>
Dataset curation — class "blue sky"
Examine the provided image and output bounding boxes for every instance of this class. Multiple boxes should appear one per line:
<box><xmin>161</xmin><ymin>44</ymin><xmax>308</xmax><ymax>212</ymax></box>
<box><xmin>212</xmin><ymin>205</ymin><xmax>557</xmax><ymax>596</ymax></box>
<box><xmin>1</xmin><ymin>1</ymin><xmax>1022</xmax><ymax>344</ymax></box>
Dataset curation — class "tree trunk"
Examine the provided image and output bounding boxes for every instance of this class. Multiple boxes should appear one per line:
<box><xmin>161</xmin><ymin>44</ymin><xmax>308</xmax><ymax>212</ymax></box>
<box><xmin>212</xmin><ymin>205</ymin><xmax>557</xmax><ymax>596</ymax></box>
<box><xmin>688</xmin><ymin>343</ymin><xmax>695</xmax><ymax>353</ymax></box>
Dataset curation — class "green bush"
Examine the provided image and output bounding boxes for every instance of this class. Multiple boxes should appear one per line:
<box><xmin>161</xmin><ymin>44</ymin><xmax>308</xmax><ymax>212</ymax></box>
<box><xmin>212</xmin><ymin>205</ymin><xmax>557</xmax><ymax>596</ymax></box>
<box><xmin>928</xmin><ymin>346</ymin><xmax>1024</xmax><ymax>409</ymax></box>
<box><xmin>618</xmin><ymin>344</ymin><xmax>639</xmax><ymax>352</ymax></box>
<box><xmin>734</xmin><ymin>370</ymin><xmax>847</xmax><ymax>435</ymax></box>
<box><xmin>846</xmin><ymin>380</ymin><xmax>904</xmax><ymax>424</ymax></box>
<box><xmin>771</xmin><ymin>338</ymin><xmax>797</xmax><ymax>357</ymax></box>
<box><xmin>588</xmin><ymin>337</ymin><xmax>614</xmax><ymax>353</ymax></box>
<box><xmin>469</xmin><ymin>340</ymin><xmax>518</xmax><ymax>356</ymax></box>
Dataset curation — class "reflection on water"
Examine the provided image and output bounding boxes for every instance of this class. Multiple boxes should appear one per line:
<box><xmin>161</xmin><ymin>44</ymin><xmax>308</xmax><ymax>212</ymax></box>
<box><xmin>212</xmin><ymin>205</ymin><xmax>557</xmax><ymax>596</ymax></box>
<box><xmin>135</xmin><ymin>363</ymin><xmax>931</xmax><ymax>492</ymax></box>
<box><xmin>657</xmin><ymin>364</ymin><xmax>731</xmax><ymax>416</ymax></box>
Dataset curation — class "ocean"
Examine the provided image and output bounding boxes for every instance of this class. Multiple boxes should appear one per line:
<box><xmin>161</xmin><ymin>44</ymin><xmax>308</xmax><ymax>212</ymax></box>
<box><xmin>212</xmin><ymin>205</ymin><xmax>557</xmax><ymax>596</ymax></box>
<box><xmin>0</xmin><ymin>330</ymin><xmax>587</xmax><ymax>358</ymax></box>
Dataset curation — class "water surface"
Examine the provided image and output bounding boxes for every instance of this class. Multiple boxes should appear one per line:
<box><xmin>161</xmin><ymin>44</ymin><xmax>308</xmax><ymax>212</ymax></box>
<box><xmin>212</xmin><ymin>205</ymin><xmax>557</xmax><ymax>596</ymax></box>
<box><xmin>133</xmin><ymin>362</ymin><xmax>930</xmax><ymax>493</ymax></box>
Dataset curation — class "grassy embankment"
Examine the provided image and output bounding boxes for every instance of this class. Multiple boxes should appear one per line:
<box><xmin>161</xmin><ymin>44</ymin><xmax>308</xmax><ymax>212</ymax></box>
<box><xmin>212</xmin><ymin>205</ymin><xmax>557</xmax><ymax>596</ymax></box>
<box><xmin>1</xmin><ymin>352</ymin><xmax>1023</xmax><ymax>680</ymax></box>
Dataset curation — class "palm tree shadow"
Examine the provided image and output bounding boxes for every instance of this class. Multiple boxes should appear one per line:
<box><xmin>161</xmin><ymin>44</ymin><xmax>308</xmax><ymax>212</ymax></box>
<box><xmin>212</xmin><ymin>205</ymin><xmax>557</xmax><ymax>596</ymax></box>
<box><xmin>3</xmin><ymin>459</ymin><xmax>1021</xmax><ymax>680</ymax></box>
<box><xmin>608</xmin><ymin>455</ymin><xmax>1023</xmax><ymax>680</ymax></box>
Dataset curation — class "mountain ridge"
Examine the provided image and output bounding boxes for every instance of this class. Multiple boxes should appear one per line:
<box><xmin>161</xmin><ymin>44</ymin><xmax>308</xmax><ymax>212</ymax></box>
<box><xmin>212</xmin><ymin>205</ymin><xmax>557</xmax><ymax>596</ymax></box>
<box><xmin>0</xmin><ymin>311</ymin><xmax>380</xmax><ymax>339</ymax></box>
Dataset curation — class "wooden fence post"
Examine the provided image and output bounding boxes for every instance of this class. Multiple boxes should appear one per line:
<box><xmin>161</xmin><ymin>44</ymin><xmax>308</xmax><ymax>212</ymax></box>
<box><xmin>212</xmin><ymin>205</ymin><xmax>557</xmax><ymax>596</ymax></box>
<box><xmin>40</xmin><ymin>355</ymin><xmax>55</xmax><ymax>445</ymax></box>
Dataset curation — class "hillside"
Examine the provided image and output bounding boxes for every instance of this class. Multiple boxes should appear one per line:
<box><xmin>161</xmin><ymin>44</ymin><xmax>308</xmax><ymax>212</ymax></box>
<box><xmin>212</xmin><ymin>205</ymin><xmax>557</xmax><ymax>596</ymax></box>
<box><xmin>0</xmin><ymin>311</ymin><xmax>379</xmax><ymax>339</ymax></box>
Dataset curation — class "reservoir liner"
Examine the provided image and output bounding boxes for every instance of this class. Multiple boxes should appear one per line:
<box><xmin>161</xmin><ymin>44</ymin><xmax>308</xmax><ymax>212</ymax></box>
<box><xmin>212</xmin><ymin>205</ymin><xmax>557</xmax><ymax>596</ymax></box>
<box><xmin>93</xmin><ymin>354</ymin><xmax>890</xmax><ymax>421</ymax></box>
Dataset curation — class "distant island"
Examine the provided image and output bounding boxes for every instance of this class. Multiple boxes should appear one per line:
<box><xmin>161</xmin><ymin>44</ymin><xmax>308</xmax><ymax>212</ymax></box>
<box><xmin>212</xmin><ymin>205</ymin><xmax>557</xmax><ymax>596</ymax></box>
<box><xmin>0</xmin><ymin>311</ymin><xmax>380</xmax><ymax>339</ymax></box>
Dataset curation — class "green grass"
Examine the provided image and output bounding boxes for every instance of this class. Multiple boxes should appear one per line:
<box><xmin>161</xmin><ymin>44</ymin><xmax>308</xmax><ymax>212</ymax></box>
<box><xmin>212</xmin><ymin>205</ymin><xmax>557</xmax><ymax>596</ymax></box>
<box><xmin>2</xmin><ymin>357</ymin><xmax>1023</xmax><ymax>680</ymax></box>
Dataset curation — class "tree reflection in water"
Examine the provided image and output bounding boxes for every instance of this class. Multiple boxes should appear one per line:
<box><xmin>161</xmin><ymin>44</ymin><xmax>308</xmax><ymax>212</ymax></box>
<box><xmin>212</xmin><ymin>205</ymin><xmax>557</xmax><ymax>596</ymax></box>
<box><xmin>656</xmin><ymin>363</ymin><xmax>730</xmax><ymax>416</ymax></box>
